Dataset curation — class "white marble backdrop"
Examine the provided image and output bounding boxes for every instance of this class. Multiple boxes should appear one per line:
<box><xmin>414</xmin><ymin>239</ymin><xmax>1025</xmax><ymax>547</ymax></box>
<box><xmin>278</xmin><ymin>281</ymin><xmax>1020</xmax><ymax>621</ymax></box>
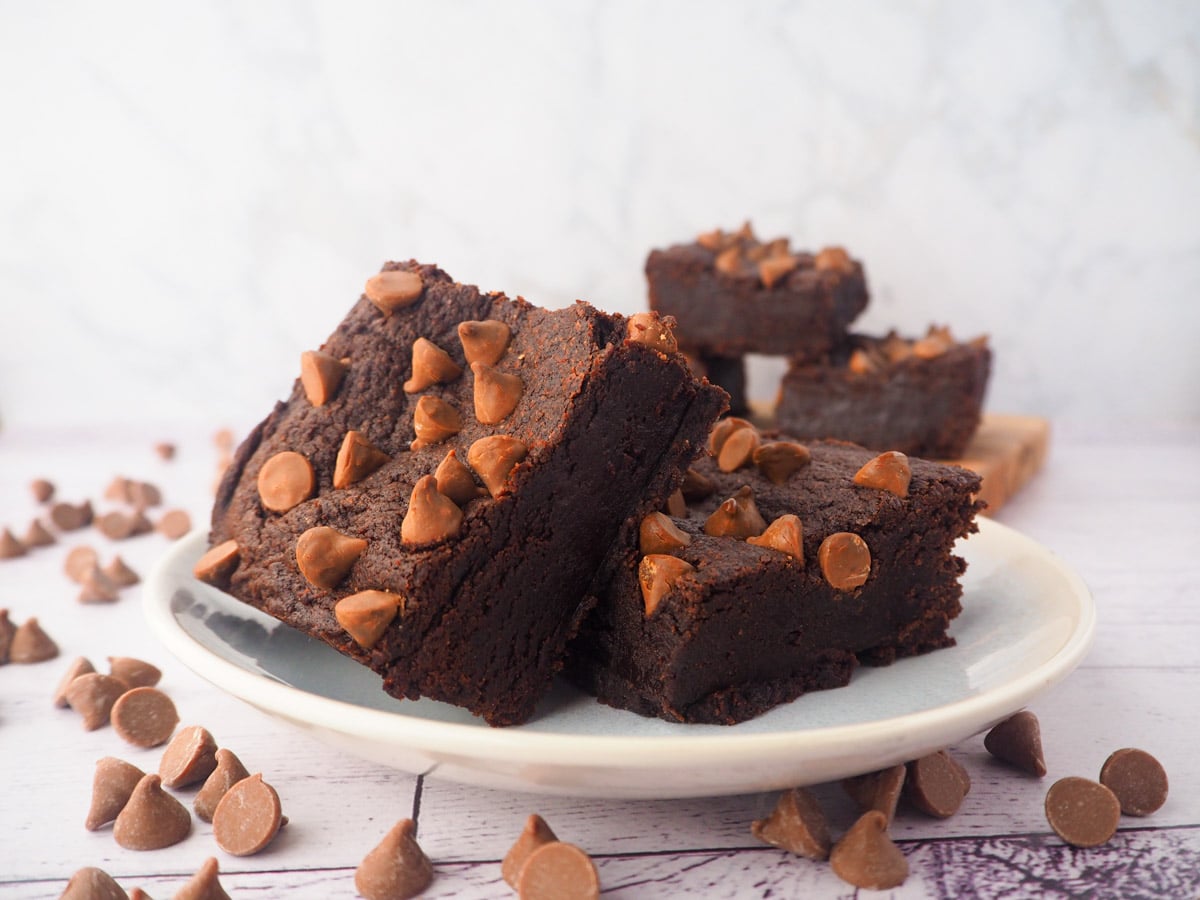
<box><xmin>1</xmin><ymin>0</ymin><xmax>1197</xmax><ymax>431</ymax></box>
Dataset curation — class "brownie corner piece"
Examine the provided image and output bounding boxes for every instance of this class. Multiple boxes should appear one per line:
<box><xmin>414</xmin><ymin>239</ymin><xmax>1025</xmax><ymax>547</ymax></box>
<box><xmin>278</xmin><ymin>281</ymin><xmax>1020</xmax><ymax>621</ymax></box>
<box><xmin>205</xmin><ymin>261</ymin><xmax>726</xmax><ymax>726</ymax></box>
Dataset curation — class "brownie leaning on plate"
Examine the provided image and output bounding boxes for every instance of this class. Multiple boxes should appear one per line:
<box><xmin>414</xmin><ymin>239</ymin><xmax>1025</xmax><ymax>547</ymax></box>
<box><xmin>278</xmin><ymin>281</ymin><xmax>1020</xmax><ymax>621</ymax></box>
<box><xmin>566</xmin><ymin>421</ymin><xmax>984</xmax><ymax>725</ymax></box>
<box><xmin>203</xmin><ymin>260</ymin><xmax>726</xmax><ymax>726</ymax></box>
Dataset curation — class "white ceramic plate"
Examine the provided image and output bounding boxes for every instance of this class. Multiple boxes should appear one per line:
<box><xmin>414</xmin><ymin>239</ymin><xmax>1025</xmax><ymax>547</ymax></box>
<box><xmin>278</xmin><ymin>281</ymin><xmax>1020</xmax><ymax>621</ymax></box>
<box><xmin>145</xmin><ymin>518</ymin><xmax>1094</xmax><ymax>799</ymax></box>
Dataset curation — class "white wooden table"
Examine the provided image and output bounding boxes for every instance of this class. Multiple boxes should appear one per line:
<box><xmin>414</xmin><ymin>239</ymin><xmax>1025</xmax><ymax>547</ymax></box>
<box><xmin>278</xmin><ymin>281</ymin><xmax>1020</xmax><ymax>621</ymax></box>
<box><xmin>2</xmin><ymin>422</ymin><xmax>1197</xmax><ymax>898</ymax></box>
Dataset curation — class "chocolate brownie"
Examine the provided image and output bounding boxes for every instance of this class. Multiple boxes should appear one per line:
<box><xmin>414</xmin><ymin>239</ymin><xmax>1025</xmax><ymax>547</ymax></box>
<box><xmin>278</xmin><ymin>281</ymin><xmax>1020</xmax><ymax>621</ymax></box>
<box><xmin>646</xmin><ymin>223</ymin><xmax>869</xmax><ymax>358</ymax></box>
<box><xmin>776</xmin><ymin>327</ymin><xmax>992</xmax><ymax>459</ymax></box>
<box><xmin>205</xmin><ymin>261</ymin><xmax>726</xmax><ymax>726</ymax></box>
<box><xmin>566</xmin><ymin>422</ymin><xmax>983</xmax><ymax>725</ymax></box>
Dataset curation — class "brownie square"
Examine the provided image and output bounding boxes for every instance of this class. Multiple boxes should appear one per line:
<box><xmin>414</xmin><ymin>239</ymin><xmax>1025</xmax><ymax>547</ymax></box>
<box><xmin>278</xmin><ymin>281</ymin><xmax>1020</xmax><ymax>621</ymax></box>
<box><xmin>646</xmin><ymin>224</ymin><xmax>869</xmax><ymax>358</ymax></box>
<box><xmin>566</xmin><ymin>427</ymin><xmax>983</xmax><ymax>725</ymax></box>
<box><xmin>206</xmin><ymin>261</ymin><xmax>726</xmax><ymax>726</ymax></box>
<box><xmin>776</xmin><ymin>328</ymin><xmax>992</xmax><ymax>459</ymax></box>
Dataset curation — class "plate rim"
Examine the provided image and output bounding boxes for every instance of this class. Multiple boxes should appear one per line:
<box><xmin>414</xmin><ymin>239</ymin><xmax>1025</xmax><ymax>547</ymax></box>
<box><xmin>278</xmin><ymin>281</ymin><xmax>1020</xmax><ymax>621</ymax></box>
<box><xmin>144</xmin><ymin>517</ymin><xmax>1095</xmax><ymax>772</ymax></box>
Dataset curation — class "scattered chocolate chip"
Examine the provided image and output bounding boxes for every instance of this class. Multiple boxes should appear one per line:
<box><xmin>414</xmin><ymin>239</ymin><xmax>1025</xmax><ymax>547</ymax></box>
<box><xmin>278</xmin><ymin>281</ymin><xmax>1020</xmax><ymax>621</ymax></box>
<box><xmin>708</xmin><ymin>417</ymin><xmax>753</xmax><ymax>456</ymax></box>
<box><xmin>502</xmin><ymin>814</ymin><xmax>559</xmax><ymax>888</ymax></box>
<box><xmin>664</xmin><ymin>489</ymin><xmax>687</xmax><ymax>517</ymax></box>
<box><xmin>365</xmin><ymin>269</ymin><xmax>424</xmax><ymax>314</ymax></box>
<box><xmin>471</xmin><ymin>361</ymin><xmax>524</xmax><ymax>425</ymax></box>
<box><xmin>829</xmin><ymin>810</ymin><xmax>908</xmax><ymax>889</ymax></box>
<box><xmin>703</xmin><ymin>486</ymin><xmax>767</xmax><ymax>539</ymax></box>
<box><xmin>335</xmin><ymin>590</ymin><xmax>403</xmax><ymax>650</ymax></box>
<box><xmin>1100</xmin><ymin>748</ymin><xmax>1168</xmax><ymax>816</ymax></box>
<box><xmin>296</xmin><ymin>526</ymin><xmax>368</xmax><ymax>589</ymax></box>
<box><xmin>467</xmin><ymin>435</ymin><xmax>528</xmax><ymax>497</ymax></box>
<box><xmin>127</xmin><ymin>481</ymin><xmax>162</xmax><ymax>509</ymax></box>
<box><xmin>842</xmin><ymin>764</ymin><xmax>906</xmax><ymax>825</ymax></box>
<box><xmin>86</xmin><ymin>757</ymin><xmax>146</xmax><ymax>831</ymax></box>
<box><xmin>818</xmin><ymin>532</ymin><xmax>871</xmax><ymax>590</ymax></box>
<box><xmin>103</xmin><ymin>555</ymin><xmax>141</xmax><ymax>587</ymax></box>
<box><xmin>300</xmin><ymin>349</ymin><xmax>349</xmax><ymax>407</ymax></box>
<box><xmin>714</xmin><ymin>245</ymin><xmax>744</xmax><ymax>277</ymax></box>
<box><xmin>411</xmin><ymin>395</ymin><xmax>463</xmax><ymax>449</ymax></box>
<box><xmin>105</xmin><ymin>476</ymin><xmax>132</xmax><ymax>503</ymax></box>
<box><xmin>746</xmin><ymin>514</ymin><xmax>804</xmax><ymax>563</ymax></box>
<box><xmin>10</xmin><ymin>617</ymin><xmax>59</xmax><ymax>663</ymax></box>
<box><xmin>638</xmin><ymin>512</ymin><xmax>691</xmax><ymax>555</ymax></box>
<box><xmin>458</xmin><ymin>319</ymin><xmax>512</xmax><ymax>367</ymax></box>
<box><xmin>516</xmin><ymin>841</ymin><xmax>600</xmax><ymax>900</ymax></box>
<box><xmin>60</xmin><ymin>867</ymin><xmax>128</xmax><ymax>900</ymax></box>
<box><xmin>174</xmin><ymin>857</ymin><xmax>231</xmax><ymax>900</ymax></box>
<box><xmin>111</xmin><ymin>687</ymin><xmax>179</xmax><ymax>748</ymax></box>
<box><xmin>753</xmin><ymin>441</ymin><xmax>811</xmax><ymax>484</ymax></box>
<box><xmin>626</xmin><ymin>312</ymin><xmax>678</xmax><ymax>354</ymax></box>
<box><xmin>853</xmin><ymin>451</ymin><xmax>912</xmax><ymax>498</ymax></box>
<box><xmin>78</xmin><ymin>565</ymin><xmax>120</xmax><ymax>603</ymax></box>
<box><xmin>0</xmin><ymin>527</ymin><xmax>26</xmax><ymax>558</ymax></box>
<box><xmin>114</xmin><ymin>773</ymin><xmax>192</xmax><ymax>851</ymax></box>
<box><xmin>905</xmin><ymin>750</ymin><xmax>971</xmax><ymax>818</ymax></box>
<box><xmin>212</xmin><ymin>772</ymin><xmax>284</xmax><ymax>856</ymax></box>
<box><xmin>404</xmin><ymin>337</ymin><xmax>463</xmax><ymax>393</ymax></box>
<box><xmin>154</xmin><ymin>442</ymin><xmax>176</xmax><ymax>461</ymax></box>
<box><xmin>213</xmin><ymin>428</ymin><xmax>235</xmax><ymax>452</ymax></box>
<box><xmin>717</xmin><ymin>426</ymin><xmax>760</xmax><ymax>473</ymax></box>
<box><xmin>65</xmin><ymin>545</ymin><xmax>99</xmax><ymax>583</ymax></box>
<box><xmin>0</xmin><ymin>609</ymin><xmax>14</xmax><ymax>664</ymax></box>
<box><xmin>751</xmin><ymin>787</ymin><xmax>830</xmax><ymax>860</ymax></box>
<box><xmin>984</xmin><ymin>711</ymin><xmax>1047</xmax><ymax>777</ymax></box>
<box><xmin>53</xmin><ymin>656</ymin><xmax>96</xmax><ymax>707</ymax></box>
<box><xmin>257</xmin><ymin>451</ymin><xmax>315</xmax><ymax>513</ymax></box>
<box><xmin>30</xmin><ymin>478</ymin><xmax>55</xmax><ymax>504</ymax></box>
<box><xmin>759</xmin><ymin>254</ymin><xmax>800</xmax><ymax>289</ymax></box>
<box><xmin>108</xmin><ymin>656</ymin><xmax>162</xmax><ymax>689</ymax></box>
<box><xmin>127</xmin><ymin>888</ymin><xmax>152</xmax><ymax>900</ymax></box>
<box><xmin>195</xmin><ymin>748</ymin><xmax>251</xmax><ymax>823</ymax></box>
<box><xmin>435</xmin><ymin>449</ymin><xmax>485</xmax><ymax>505</ymax></box>
<box><xmin>638</xmin><ymin>554</ymin><xmax>695</xmax><ymax>616</ymax></box>
<box><xmin>356</xmin><ymin>819</ymin><xmax>435</xmax><ymax>900</ymax></box>
<box><xmin>401</xmin><ymin>476</ymin><xmax>464</xmax><ymax>546</ymax></box>
<box><xmin>814</xmin><ymin>246</ymin><xmax>855</xmax><ymax>275</ymax></box>
<box><xmin>64</xmin><ymin>673</ymin><xmax>127</xmax><ymax>729</ymax></box>
<box><xmin>22</xmin><ymin>518</ymin><xmax>55</xmax><ymax>548</ymax></box>
<box><xmin>334</xmin><ymin>430</ymin><xmax>392</xmax><ymax>489</ymax></box>
<box><xmin>1044</xmin><ymin>776</ymin><xmax>1121</xmax><ymax>847</ymax></box>
<box><xmin>680</xmin><ymin>467</ymin><xmax>715</xmax><ymax>501</ymax></box>
<box><xmin>193</xmin><ymin>539</ymin><xmax>240</xmax><ymax>589</ymax></box>
<box><xmin>159</xmin><ymin>725</ymin><xmax>220</xmax><ymax>788</ymax></box>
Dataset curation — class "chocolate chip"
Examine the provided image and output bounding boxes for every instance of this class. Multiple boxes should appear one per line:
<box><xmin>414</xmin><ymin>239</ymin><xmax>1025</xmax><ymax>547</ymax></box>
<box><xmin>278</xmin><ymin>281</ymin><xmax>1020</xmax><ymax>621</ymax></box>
<box><xmin>195</xmin><ymin>748</ymin><xmax>251</xmax><ymax>823</ymax></box>
<box><xmin>912</xmin><ymin>331</ymin><xmax>952</xmax><ymax>360</ymax></box>
<box><xmin>717</xmin><ymin>426</ymin><xmax>760</xmax><ymax>473</ymax></box>
<box><xmin>96</xmin><ymin>510</ymin><xmax>143</xmax><ymax>540</ymax></box>
<box><xmin>256</xmin><ymin>451</ymin><xmax>315</xmax><ymax>514</ymax></box>
<box><xmin>751</xmin><ymin>787</ymin><xmax>830</xmax><ymax>860</ymax></box>
<box><xmin>193</xmin><ymin>539</ymin><xmax>240</xmax><ymax>588</ymax></box>
<box><xmin>114</xmin><ymin>773</ymin><xmax>192</xmax><ymax>851</ymax></box>
<box><xmin>759</xmin><ymin>254</ymin><xmax>800</xmax><ymax>289</ymax></box>
<box><xmin>638</xmin><ymin>512</ymin><xmax>691</xmax><ymax>555</ymax></box>
<box><xmin>296</xmin><ymin>526</ymin><xmax>368</xmax><ymax>589</ymax></box>
<box><xmin>746</xmin><ymin>514</ymin><xmax>804</xmax><ymax>563</ymax></box>
<box><xmin>472</xmin><ymin>361</ymin><xmax>524</xmax><ymax>425</ymax></box>
<box><xmin>814</xmin><ymin>246</ymin><xmax>855</xmax><ymax>275</ymax></box>
<box><xmin>104</xmin><ymin>476</ymin><xmax>132</xmax><ymax>503</ymax></box>
<box><xmin>853</xmin><ymin>451</ymin><xmax>912</xmax><ymax>497</ymax></box>
<box><xmin>9</xmin><ymin>617</ymin><xmax>59</xmax><ymax>663</ymax></box>
<box><xmin>334</xmin><ymin>430</ymin><xmax>392</xmax><ymax>489</ymax></box>
<box><xmin>22</xmin><ymin>518</ymin><xmax>55</xmax><ymax>548</ymax></box>
<box><xmin>829</xmin><ymin>810</ymin><xmax>909</xmax><ymax>890</ymax></box>
<box><xmin>516</xmin><ymin>842</ymin><xmax>600</xmax><ymax>900</ymax></box>
<box><xmin>128</xmin><ymin>888</ymin><xmax>152</xmax><ymax>900</ymax></box>
<box><xmin>50</xmin><ymin>500</ymin><xmax>93</xmax><ymax>531</ymax></box>
<box><xmin>160</xmin><ymin>725</ymin><xmax>220</xmax><ymax>788</ymax></box>
<box><xmin>435</xmin><ymin>449</ymin><xmax>485</xmax><ymax>505</ymax></box>
<box><xmin>130</xmin><ymin>481</ymin><xmax>162</xmax><ymax>509</ymax></box>
<box><xmin>626</xmin><ymin>312</ymin><xmax>679</xmax><ymax>354</ymax></box>
<box><xmin>154</xmin><ymin>441</ymin><xmax>176</xmax><ymax>461</ymax></box>
<box><xmin>984</xmin><ymin>710</ymin><xmax>1047</xmax><ymax>777</ymax></box>
<box><xmin>818</xmin><ymin>532</ymin><xmax>871</xmax><ymax>590</ymax></box>
<box><xmin>103</xmin><ymin>555</ymin><xmax>141</xmax><ymax>587</ymax></box>
<box><xmin>336</xmin><ymin>590</ymin><xmax>403</xmax><ymax>650</ymax></box>
<box><xmin>696</xmin><ymin>229</ymin><xmax>726</xmax><ymax>250</ymax></box>
<box><xmin>680</xmin><ymin>467</ymin><xmax>716</xmax><ymax>501</ymax></box>
<box><xmin>174</xmin><ymin>858</ymin><xmax>231</xmax><ymax>900</ymax></box>
<box><xmin>708</xmin><ymin>417</ymin><xmax>753</xmax><ymax>456</ymax></box>
<box><xmin>109</xmin><ymin>656</ymin><xmax>162</xmax><ymax>689</ymax></box>
<box><xmin>365</xmin><ymin>269</ymin><xmax>424</xmax><ymax>314</ymax></box>
<box><xmin>53</xmin><ymin>656</ymin><xmax>96</xmax><ymax>707</ymax></box>
<box><xmin>0</xmin><ymin>528</ymin><xmax>25</xmax><ymax>559</ymax></box>
<box><xmin>86</xmin><ymin>757</ymin><xmax>146</xmax><ymax>830</ymax></box>
<box><xmin>848</xmin><ymin>348</ymin><xmax>881</xmax><ymax>375</ymax></box>
<box><xmin>64</xmin><ymin>673</ymin><xmax>127</xmax><ymax>729</ymax></box>
<box><xmin>411</xmin><ymin>396</ymin><xmax>463</xmax><ymax>450</ymax></box>
<box><xmin>459</xmin><ymin>319</ymin><xmax>513</xmax><ymax>367</ymax></box>
<box><xmin>664</xmin><ymin>489</ymin><xmax>687</xmax><ymax>517</ymax></box>
<box><xmin>1100</xmin><ymin>748</ymin><xmax>1168</xmax><ymax>816</ymax></box>
<box><xmin>1044</xmin><ymin>776</ymin><xmax>1121</xmax><ymax>847</ymax></box>
<box><xmin>638</xmin><ymin>554</ymin><xmax>695</xmax><ymax>616</ymax></box>
<box><xmin>842</xmin><ymin>764</ymin><xmax>906</xmax><ymax>825</ymax></box>
<box><xmin>714</xmin><ymin>246</ymin><xmax>744</xmax><ymax>277</ymax></box>
<box><xmin>402</xmin><ymin>476</ymin><xmax>464</xmax><ymax>546</ymax></box>
<box><xmin>703</xmin><ymin>486</ymin><xmax>767</xmax><ymax>539</ymax></box>
<box><xmin>0</xmin><ymin>609</ymin><xmax>12</xmax><ymax>665</ymax></box>
<box><xmin>213</xmin><ymin>428</ymin><xmax>235</xmax><ymax>452</ymax></box>
<box><xmin>300</xmin><ymin>349</ymin><xmax>349</xmax><ymax>407</ymax></box>
<box><xmin>356</xmin><ymin>819</ymin><xmax>435</xmax><ymax>900</ymax></box>
<box><xmin>64</xmin><ymin>545</ymin><xmax>98</xmax><ymax>582</ymax></box>
<box><xmin>403</xmin><ymin>337</ymin><xmax>463</xmax><ymax>393</ymax></box>
<box><xmin>30</xmin><ymin>478</ymin><xmax>55</xmax><ymax>504</ymax></box>
<box><xmin>502</xmin><ymin>814</ymin><xmax>559</xmax><ymax>888</ymax></box>
<box><xmin>467</xmin><ymin>435</ymin><xmax>528</xmax><ymax>497</ymax></box>
<box><xmin>60</xmin><ymin>867</ymin><xmax>128</xmax><ymax>900</ymax></box>
<box><xmin>753</xmin><ymin>441</ymin><xmax>810</xmax><ymax>484</ymax></box>
<box><xmin>111</xmin><ymin>687</ymin><xmax>179</xmax><ymax>748</ymax></box>
<box><xmin>212</xmin><ymin>772</ymin><xmax>284</xmax><ymax>856</ymax></box>
<box><xmin>905</xmin><ymin>750</ymin><xmax>971</xmax><ymax>818</ymax></box>
<box><xmin>78</xmin><ymin>565</ymin><xmax>120</xmax><ymax>603</ymax></box>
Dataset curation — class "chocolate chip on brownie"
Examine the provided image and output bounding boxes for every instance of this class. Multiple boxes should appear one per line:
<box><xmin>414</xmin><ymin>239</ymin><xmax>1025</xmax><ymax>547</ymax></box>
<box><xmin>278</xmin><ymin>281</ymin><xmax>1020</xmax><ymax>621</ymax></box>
<box><xmin>401</xmin><ymin>476</ymin><xmax>463</xmax><ymax>546</ymax></box>
<box><xmin>458</xmin><ymin>319</ymin><xmax>512</xmax><ymax>366</ymax></box>
<box><xmin>1099</xmin><ymin>748</ymin><xmax>1169</xmax><ymax>816</ymax></box>
<box><xmin>113</xmin><ymin>774</ymin><xmax>192</xmax><ymax>851</ymax></box>
<box><xmin>411</xmin><ymin>396</ymin><xmax>463</xmax><ymax>450</ymax></box>
<box><xmin>752</xmin><ymin>441</ymin><xmax>810</xmax><ymax>485</ymax></box>
<box><xmin>638</xmin><ymin>555</ymin><xmax>695</xmax><ymax>615</ymax></box>
<box><xmin>1044</xmin><ymin>776</ymin><xmax>1121</xmax><ymax>847</ymax></box>
<box><xmin>984</xmin><ymin>710</ymin><xmax>1047</xmax><ymax>777</ymax></box>
<box><xmin>471</xmin><ymin>362</ymin><xmax>523</xmax><ymax>424</ymax></box>
<box><xmin>404</xmin><ymin>337</ymin><xmax>463</xmax><ymax>393</ymax></box>
<box><xmin>257</xmin><ymin>451</ymin><xmax>315</xmax><ymax>513</ymax></box>
<box><xmin>296</xmin><ymin>526</ymin><xmax>368</xmax><ymax>589</ymax></box>
<box><xmin>356</xmin><ymin>819</ymin><xmax>434</xmax><ymax>900</ymax></box>
<box><xmin>708</xmin><ymin>417</ymin><xmax>753</xmax><ymax>457</ymax></box>
<box><xmin>853</xmin><ymin>451</ymin><xmax>912</xmax><ymax>498</ymax></box>
<box><xmin>300</xmin><ymin>349</ymin><xmax>349</xmax><ymax>407</ymax></box>
<box><xmin>365</xmin><ymin>269</ymin><xmax>424</xmax><ymax>314</ymax></box>
<box><xmin>335</xmin><ymin>591</ymin><xmax>403</xmax><ymax>650</ymax></box>
<box><xmin>746</xmin><ymin>514</ymin><xmax>804</xmax><ymax>562</ymax></box>
<box><xmin>625</xmin><ymin>312</ymin><xmax>678</xmax><ymax>355</ymax></box>
<box><xmin>704</xmin><ymin>486</ymin><xmax>766</xmax><ymax>539</ymax></box>
<box><xmin>334</xmin><ymin>430</ymin><xmax>391</xmax><ymax>489</ymax></box>
<box><xmin>434</xmin><ymin>449</ymin><xmax>486</xmax><ymax>505</ymax></box>
<box><xmin>86</xmin><ymin>757</ymin><xmax>146</xmax><ymax>830</ymax></box>
<box><xmin>818</xmin><ymin>532</ymin><xmax>871</xmax><ymax>590</ymax></box>
<box><xmin>717</xmin><ymin>426</ymin><xmax>760</xmax><ymax>473</ymax></box>
<box><xmin>638</xmin><ymin>512</ymin><xmax>691</xmax><ymax>556</ymax></box>
<box><xmin>751</xmin><ymin>787</ymin><xmax>831</xmax><ymax>860</ymax></box>
<box><xmin>192</xmin><ymin>540</ymin><xmax>240</xmax><ymax>588</ymax></box>
<box><xmin>467</xmin><ymin>435</ymin><xmax>527</xmax><ymax>498</ymax></box>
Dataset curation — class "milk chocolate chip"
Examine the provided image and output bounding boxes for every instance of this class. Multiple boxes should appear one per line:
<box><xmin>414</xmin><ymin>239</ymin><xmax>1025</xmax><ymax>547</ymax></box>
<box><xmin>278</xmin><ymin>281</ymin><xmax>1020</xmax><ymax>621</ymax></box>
<box><xmin>753</xmin><ymin>441</ymin><xmax>811</xmax><ymax>484</ymax></box>
<box><xmin>401</xmin><ymin>476</ymin><xmax>463</xmax><ymax>545</ymax></box>
<box><xmin>404</xmin><ymin>337</ymin><xmax>463</xmax><ymax>393</ymax></box>
<box><xmin>814</xmin><ymin>246</ymin><xmax>855</xmax><ymax>275</ymax></box>
<box><xmin>335</xmin><ymin>590</ymin><xmax>402</xmax><ymax>650</ymax></box>
<box><xmin>78</xmin><ymin>565</ymin><xmax>119</xmax><ymax>603</ymax></box>
<box><xmin>458</xmin><ymin>319</ymin><xmax>512</xmax><ymax>366</ymax></box>
<box><xmin>717</xmin><ymin>426</ymin><xmax>760</xmax><ymax>473</ymax></box>
<box><xmin>174</xmin><ymin>858</ymin><xmax>231</xmax><ymax>900</ymax></box>
<box><xmin>638</xmin><ymin>512</ymin><xmax>691</xmax><ymax>555</ymax></box>
<box><xmin>296</xmin><ymin>526</ymin><xmax>368</xmax><ymax>589</ymax></box>
<box><xmin>664</xmin><ymin>489</ymin><xmax>687</xmax><ymax>518</ymax></box>
<box><xmin>212</xmin><ymin>772</ymin><xmax>284</xmax><ymax>856</ymax></box>
<box><xmin>751</xmin><ymin>787</ymin><xmax>830</xmax><ymax>860</ymax></box>
<box><xmin>114</xmin><ymin>774</ymin><xmax>192</xmax><ymax>851</ymax></box>
<box><xmin>912</xmin><ymin>330</ymin><xmax>952</xmax><ymax>360</ymax></box>
<box><xmin>704</xmin><ymin>486</ymin><xmax>767</xmax><ymax>539</ymax></box>
<box><xmin>65</xmin><ymin>545</ymin><xmax>99</xmax><ymax>583</ymax></box>
<box><xmin>0</xmin><ymin>608</ymin><xmax>13</xmax><ymax>664</ymax></box>
<box><xmin>30</xmin><ymin>478</ymin><xmax>55</xmax><ymax>503</ymax></box>
<box><xmin>54</xmin><ymin>656</ymin><xmax>96</xmax><ymax>707</ymax></box>
<box><xmin>109</xmin><ymin>656</ymin><xmax>162</xmax><ymax>690</ymax></box>
<box><xmin>195</xmin><ymin>748</ymin><xmax>251</xmax><ymax>823</ymax></box>
<box><xmin>516</xmin><ymin>842</ymin><xmax>600</xmax><ymax>900</ymax></box>
<box><xmin>86</xmin><ymin>757</ymin><xmax>146</xmax><ymax>831</ymax></box>
<box><xmin>334</xmin><ymin>430</ymin><xmax>391</xmax><ymax>489</ymax></box>
<box><xmin>0</xmin><ymin>528</ymin><xmax>25</xmax><ymax>558</ymax></box>
<box><xmin>103</xmin><ymin>555</ymin><xmax>141</xmax><ymax>587</ymax></box>
<box><xmin>472</xmin><ymin>361</ymin><xmax>524</xmax><ymax>424</ymax></box>
<box><xmin>22</xmin><ymin>518</ymin><xmax>55</xmax><ymax>547</ymax></box>
<box><xmin>435</xmin><ymin>449</ymin><xmax>485</xmax><ymax>505</ymax></box>
<box><xmin>96</xmin><ymin>510</ymin><xmax>143</xmax><ymax>540</ymax></box>
<box><xmin>818</xmin><ymin>532</ymin><xmax>871</xmax><ymax>590</ymax></box>
<box><xmin>714</xmin><ymin>246</ymin><xmax>744</xmax><ymax>276</ymax></box>
<box><xmin>60</xmin><ymin>867</ymin><xmax>128</xmax><ymax>900</ymax></box>
<box><xmin>355</xmin><ymin>819</ymin><xmax>435</xmax><ymax>900</ymax></box>
<box><xmin>159</xmin><ymin>725</ymin><xmax>219</xmax><ymax>788</ymax></box>
<box><xmin>626</xmin><ymin>312</ymin><xmax>678</xmax><ymax>354</ymax></box>
<box><xmin>843</xmin><ymin>764</ymin><xmax>907</xmax><ymax>825</ymax></box>
<box><xmin>64</xmin><ymin>673</ymin><xmax>127</xmax><ymax>730</ymax></box>
<box><xmin>853</xmin><ymin>451</ymin><xmax>912</xmax><ymax>498</ymax></box>
<box><xmin>1100</xmin><ymin>748</ymin><xmax>1168</xmax><ymax>816</ymax></box>
<box><xmin>638</xmin><ymin>554</ymin><xmax>695</xmax><ymax>616</ymax></box>
<box><xmin>680</xmin><ymin>467</ymin><xmax>716</xmax><ymax>501</ymax></box>
<box><xmin>905</xmin><ymin>750</ymin><xmax>971</xmax><ymax>818</ymax></box>
<box><xmin>984</xmin><ymin>711</ymin><xmax>1047</xmax><ymax>777</ymax></box>
<box><xmin>746</xmin><ymin>514</ymin><xmax>804</xmax><ymax>563</ymax></box>
<box><xmin>10</xmin><ymin>617</ymin><xmax>59</xmax><ymax>663</ymax></box>
<box><xmin>829</xmin><ymin>810</ymin><xmax>909</xmax><ymax>890</ymax></box>
<box><xmin>300</xmin><ymin>349</ymin><xmax>348</xmax><ymax>407</ymax></box>
<box><xmin>257</xmin><ymin>451</ymin><xmax>315</xmax><ymax>512</ymax></box>
<box><xmin>502</xmin><ymin>814</ymin><xmax>559</xmax><ymax>888</ymax></box>
<box><xmin>50</xmin><ymin>500</ymin><xmax>93</xmax><ymax>531</ymax></box>
<box><xmin>758</xmin><ymin>253</ymin><xmax>799</xmax><ymax>289</ymax></box>
<box><xmin>111</xmin><ymin>687</ymin><xmax>179</xmax><ymax>748</ymax></box>
<box><xmin>193</xmin><ymin>540</ymin><xmax>240</xmax><ymax>588</ymax></box>
<box><xmin>411</xmin><ymin>396</ymin><xmax>463</xmax><ymax>449</ymax></box>
<box><xmin>708</xmin><ymin>417</ymin><xmax>753</xmax><ymax>456</ymax></box>
<box><xmin>365</xmin><ymin>269</ymin><xmax>424</xmax><ymax>314</ymax></box>
<box><xmin>468</xmin><ymin>435</ymin><xmax>528</xmax><ymax>497</ymax></box>
<box><xmin>1044</xmin><ymin>777</ymin><xmax>1121</xmax><ymax>847</ymax></box>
